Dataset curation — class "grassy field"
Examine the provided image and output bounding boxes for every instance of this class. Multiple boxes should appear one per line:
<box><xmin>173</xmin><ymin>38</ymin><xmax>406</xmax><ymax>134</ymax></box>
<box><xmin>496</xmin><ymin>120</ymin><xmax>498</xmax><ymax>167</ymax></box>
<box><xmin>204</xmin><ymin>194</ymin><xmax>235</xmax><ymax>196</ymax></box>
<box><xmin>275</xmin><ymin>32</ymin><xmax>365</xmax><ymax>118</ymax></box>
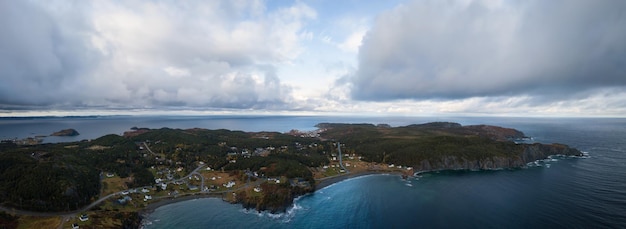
<box><xmin>18</xmin><ymin>216</ymin><xmax>61</xmax><ymax>229</ymax></box>
<box><xmin>101</xmin><ymin>176</ymin><xmax>128</xmax><ymax>196</ymax></box>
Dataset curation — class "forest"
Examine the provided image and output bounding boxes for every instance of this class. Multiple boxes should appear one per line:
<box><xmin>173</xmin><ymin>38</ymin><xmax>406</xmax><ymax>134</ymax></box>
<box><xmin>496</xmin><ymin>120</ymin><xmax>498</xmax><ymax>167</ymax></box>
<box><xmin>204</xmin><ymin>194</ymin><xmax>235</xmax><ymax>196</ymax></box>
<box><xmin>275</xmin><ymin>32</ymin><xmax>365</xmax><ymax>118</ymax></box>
<box><xmin>0</xmin><ymin>127</ymin><xmax>328</xmax><ymax>212</ymax></box>
<box><xmin>0</xmin><ymin>122</ymin><xmax>579</xmax><ymax>212</ymax></box>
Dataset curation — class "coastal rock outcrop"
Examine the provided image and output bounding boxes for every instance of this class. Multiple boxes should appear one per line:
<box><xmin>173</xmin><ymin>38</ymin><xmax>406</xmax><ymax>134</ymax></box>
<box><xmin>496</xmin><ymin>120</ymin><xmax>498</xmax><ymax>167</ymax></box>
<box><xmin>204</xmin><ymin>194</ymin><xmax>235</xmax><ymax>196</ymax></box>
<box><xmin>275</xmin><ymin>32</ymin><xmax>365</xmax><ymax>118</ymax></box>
<box><xmin>50</xmin><ymin>128</ymin><xmax>80</xmax><ymax>136</ymax></box>
<box><xmin>411</xmin><ymin>143</ymin><xmax>582</xmax><ymax>171</ymax></box>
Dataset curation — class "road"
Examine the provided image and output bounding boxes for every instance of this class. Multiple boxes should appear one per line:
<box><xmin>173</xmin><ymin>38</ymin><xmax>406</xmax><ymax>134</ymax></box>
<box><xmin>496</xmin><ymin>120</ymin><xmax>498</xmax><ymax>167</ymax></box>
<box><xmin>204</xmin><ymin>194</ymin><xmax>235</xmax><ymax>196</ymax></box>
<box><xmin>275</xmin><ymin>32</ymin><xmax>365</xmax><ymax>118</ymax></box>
<box><xmin>0</xmin><ymin>163</ymin><xmax>206</xmax><ymax>217</ymax></box>
<box><xmin>0</xmin><ymin>140</ymin><xmax>265</xmax><ymax>227</ymax></box>
<box><xmin>142</xmin><ymin>142</ymin><xmax>158</xmax><ymax>156</ymax></box>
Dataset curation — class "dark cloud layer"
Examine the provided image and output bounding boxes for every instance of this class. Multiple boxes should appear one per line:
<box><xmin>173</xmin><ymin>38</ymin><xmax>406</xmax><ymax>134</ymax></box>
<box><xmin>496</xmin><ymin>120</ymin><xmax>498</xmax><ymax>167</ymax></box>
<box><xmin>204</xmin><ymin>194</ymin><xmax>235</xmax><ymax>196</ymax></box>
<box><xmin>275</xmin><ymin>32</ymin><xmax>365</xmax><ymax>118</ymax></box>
<box><xmin>351</xmin><ymin>0</ymin><xmax>626</xmax><ymax>101</ymax></box>
<box><xmin>0</xmin><ymin>1</ymin><xmax>99</xmax><ymax>106</ymax></box>
<box><xmin>0</xmin><ymin>1</ymin><xmax>312</xmax><ymax>110</ymax></box>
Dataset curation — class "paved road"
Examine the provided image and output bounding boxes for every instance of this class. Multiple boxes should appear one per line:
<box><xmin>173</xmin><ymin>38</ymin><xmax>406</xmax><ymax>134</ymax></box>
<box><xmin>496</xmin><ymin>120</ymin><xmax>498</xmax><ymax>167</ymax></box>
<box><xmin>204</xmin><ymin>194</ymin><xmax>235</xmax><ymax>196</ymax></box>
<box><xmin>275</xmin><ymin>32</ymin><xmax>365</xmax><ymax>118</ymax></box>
<box><xmin>0</xmin><ymin>163</ymin><xmax>206</xmax><ymax>217</ymax></box>
<box><xmin>142</xmin><ymin>142</ymin><xmax>158</xmax><ymax>156</ymax></box>
<box><xmin>0</xmin><ymin>140</ymin><xmax>269</xmax><ymax>228</ymax></box>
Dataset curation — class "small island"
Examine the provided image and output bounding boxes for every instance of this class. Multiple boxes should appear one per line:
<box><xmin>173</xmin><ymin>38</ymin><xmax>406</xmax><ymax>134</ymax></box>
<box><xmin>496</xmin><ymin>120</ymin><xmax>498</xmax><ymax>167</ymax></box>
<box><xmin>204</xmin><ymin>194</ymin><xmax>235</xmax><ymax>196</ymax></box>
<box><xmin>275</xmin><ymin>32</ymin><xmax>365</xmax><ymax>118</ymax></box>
<box><xmin>50</xmin><ymin>128</ymin><xmax>80</xmax><ymax>136</ymax></box>
<box><xmin>0</xmin><ymin>122</ymin><xmax>583</xmax><ymax>228</ymax></box>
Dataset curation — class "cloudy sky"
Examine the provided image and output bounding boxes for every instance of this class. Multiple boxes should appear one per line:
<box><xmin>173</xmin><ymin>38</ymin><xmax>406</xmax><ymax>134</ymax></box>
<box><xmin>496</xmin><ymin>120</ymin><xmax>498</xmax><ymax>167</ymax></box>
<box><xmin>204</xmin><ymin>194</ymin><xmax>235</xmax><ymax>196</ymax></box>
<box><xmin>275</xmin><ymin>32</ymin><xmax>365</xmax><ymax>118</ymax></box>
<box><xmin>1</xmin><ymin>0</ymin><xmax>625</xmax><ymax>117</ymax></box>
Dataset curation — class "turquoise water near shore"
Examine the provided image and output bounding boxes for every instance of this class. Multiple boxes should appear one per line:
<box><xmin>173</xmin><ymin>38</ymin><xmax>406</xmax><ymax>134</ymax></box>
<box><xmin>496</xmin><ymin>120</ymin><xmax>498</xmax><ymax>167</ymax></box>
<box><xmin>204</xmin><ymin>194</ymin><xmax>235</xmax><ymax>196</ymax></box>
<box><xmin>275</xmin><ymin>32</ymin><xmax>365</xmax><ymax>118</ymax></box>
<box><xmin>2</xmin><ymin>116</ymin><xmax>625</xmax><ymax>228</ymax></box>
<box><xmin>140</xmin><ymin>117</ymin><xmax>625</xmax><ymax>228</ymax></box>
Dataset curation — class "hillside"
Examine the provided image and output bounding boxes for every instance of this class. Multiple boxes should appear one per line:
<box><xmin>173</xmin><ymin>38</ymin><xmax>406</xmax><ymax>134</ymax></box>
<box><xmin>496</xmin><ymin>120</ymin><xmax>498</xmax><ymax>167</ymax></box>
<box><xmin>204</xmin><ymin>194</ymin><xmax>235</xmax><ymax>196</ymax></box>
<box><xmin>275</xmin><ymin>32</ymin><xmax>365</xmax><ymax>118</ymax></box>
<box><xmin>319</xmin><ymin>122</ymin><xmax>581</xmax><ymax>170</ymax></box>
<box><xmin>0</xmin><ymin>122</ymin><xmax>582</xmax><ymax>217</ymax></box>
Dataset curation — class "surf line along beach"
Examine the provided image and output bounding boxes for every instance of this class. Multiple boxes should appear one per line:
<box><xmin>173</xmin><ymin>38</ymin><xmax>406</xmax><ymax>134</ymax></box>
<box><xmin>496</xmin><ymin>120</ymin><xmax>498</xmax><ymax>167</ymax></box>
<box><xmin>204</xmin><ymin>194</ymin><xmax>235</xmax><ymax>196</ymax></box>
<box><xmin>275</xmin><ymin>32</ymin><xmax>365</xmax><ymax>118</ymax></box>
<box><xmin>141</xmin><ymin>169</ymin><xmax>411</xmax><ymax>216</ymax></box>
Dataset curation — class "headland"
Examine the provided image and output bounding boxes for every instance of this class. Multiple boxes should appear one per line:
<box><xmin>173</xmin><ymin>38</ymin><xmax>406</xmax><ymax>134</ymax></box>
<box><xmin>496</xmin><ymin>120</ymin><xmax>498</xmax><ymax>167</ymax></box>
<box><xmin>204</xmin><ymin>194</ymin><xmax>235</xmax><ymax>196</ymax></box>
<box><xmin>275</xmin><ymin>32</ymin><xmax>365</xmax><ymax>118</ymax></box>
<box><xmin>0</xmin><ymin>122</ymin><xmax>583</xmax><ymax>228</ymax></box>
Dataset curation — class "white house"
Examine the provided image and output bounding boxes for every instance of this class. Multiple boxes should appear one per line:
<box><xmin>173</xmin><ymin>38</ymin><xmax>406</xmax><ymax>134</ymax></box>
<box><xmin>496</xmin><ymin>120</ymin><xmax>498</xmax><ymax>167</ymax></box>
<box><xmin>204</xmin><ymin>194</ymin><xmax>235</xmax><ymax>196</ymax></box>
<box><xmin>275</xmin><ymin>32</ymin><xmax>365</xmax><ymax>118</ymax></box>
<box><xmin>223</xmin><ymin>181</ymin><xmax>236</xmax><ymax>188</ymax></box>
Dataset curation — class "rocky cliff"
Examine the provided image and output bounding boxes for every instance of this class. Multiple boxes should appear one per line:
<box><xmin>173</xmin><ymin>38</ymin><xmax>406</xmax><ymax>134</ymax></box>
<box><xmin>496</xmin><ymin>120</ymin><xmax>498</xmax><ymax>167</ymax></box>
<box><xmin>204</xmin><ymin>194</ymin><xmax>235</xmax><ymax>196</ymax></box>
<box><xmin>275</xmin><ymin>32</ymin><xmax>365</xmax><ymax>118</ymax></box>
<box><xmin>411</xmin><ymin>143</ymin><xmax>583</xmax><ymax>171</ymax></box>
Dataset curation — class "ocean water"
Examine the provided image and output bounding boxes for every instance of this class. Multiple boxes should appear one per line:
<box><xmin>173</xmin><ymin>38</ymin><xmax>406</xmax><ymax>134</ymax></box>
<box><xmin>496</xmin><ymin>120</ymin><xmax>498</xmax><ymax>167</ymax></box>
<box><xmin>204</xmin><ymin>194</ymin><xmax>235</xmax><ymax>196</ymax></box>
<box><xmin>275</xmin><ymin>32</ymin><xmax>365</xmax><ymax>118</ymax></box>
<box><xmin>0</xmin><ymin>115</ymin><xmax>449</xmax><ymax>143</ymax></box>
<box><xmin>138</xmin><ymin>117</ymin><xmax>626</xmax><ymax>229</ymax></box>
<box><xmin>1</xmin><ymin>116</ymin><xmax>625</xmax><ymax>228</ymax></box>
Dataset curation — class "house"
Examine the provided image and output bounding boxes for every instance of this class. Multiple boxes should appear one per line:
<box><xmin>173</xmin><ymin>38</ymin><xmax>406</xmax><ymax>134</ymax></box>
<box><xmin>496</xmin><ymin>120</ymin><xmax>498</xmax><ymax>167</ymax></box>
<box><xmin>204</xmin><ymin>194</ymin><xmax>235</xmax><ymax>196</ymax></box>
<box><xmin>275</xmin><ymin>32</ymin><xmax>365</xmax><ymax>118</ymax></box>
<box><xmin>188</xmin><ymin>185</ymin><xmax>199</xmax><ymax>191</ymax></box>
<box><xmin>254</xmin><ymin>186</ymin><xmax>262</xmax><ymax>192</ymax></box>
<box><xmin>106</xmin><ymin>173</ymin><xmax>114</xmax><ymax>178</ymax></box>
<box><xmin>268</xmin><ymin>178</ymin><xmax>280</xmax><ymax>184</ymax></box>
<box><xmin>141</xmin><ymin>188</ymin><xmax>150</xmax><ymax>193</ymax></box>
<box><xmin>223</xmin><ymin>181</ymin><xmax>236</xmax><ymax>188</ymax></box>
<box><xmin>118</xmin><ymin>196</ymin><xmax>132</xmax><ymax>204</ymax></box>
<box><xmin>79</xmin><ymin>214</ymin><xmax>89</xmax><ymax>222</ymax></box>
<box><xmin>72</xmin><ymin>223</ymin><xmax>79</xmax><ymax>229</ymax></box>
<box><xmin>160</xmin><ymin>183</ymin><xmax>168</xmax><ymax>190</ymax></box>
<box><xmin>144</xmin><ymin>195</ymin><xmax>152</xmax><ymax>201</ymax></box>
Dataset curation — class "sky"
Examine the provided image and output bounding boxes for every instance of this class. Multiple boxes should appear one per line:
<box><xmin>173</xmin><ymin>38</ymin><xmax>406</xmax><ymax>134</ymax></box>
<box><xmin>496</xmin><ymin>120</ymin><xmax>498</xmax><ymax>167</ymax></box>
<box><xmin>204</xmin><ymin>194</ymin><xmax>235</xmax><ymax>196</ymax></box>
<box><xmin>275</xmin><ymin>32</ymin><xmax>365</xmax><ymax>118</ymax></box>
<box><xmin>1</xmin><ymin>0</ymin><xmax>625</xmax><ymax>117</ymax></box>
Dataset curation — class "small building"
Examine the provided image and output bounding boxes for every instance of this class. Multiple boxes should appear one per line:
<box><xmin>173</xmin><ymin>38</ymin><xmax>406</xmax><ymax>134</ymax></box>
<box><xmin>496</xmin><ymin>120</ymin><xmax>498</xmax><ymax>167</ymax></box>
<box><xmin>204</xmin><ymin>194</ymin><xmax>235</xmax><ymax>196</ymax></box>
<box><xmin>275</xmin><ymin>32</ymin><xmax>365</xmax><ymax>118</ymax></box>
<box><xmin>118</xmin><ymin>196</ymin><xmax>132</xmax><ymax>204</ymax></box>
<box><xmin>223</xmin><ymin>181</ymin><xmax>236</xmax><ymax>188</ymax></box>
<box><xmin>79</xmin><ymin>214</ymin><xmax>89</xmax><ymax>222</ymax></box>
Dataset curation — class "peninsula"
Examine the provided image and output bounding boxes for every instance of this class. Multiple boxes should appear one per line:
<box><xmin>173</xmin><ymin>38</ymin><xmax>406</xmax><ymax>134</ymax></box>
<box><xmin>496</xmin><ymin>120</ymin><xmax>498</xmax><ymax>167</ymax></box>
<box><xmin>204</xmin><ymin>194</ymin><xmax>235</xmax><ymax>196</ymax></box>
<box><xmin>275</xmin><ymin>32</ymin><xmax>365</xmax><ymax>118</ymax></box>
<box><xmin>0</xmin><ymin>122</ymin><xmax>582</xmax><ymax>228</ymax></box>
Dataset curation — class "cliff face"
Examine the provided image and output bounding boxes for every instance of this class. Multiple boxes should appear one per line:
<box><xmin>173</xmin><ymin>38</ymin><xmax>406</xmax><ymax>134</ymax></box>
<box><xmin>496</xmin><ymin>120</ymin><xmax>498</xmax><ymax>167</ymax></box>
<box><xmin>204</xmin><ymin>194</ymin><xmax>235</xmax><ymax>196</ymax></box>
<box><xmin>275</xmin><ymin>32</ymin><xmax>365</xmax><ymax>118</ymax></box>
<box><xmin>412</xmin><ymin>143</ymin><xmax>582</xmax><ymax>171</ymax></box>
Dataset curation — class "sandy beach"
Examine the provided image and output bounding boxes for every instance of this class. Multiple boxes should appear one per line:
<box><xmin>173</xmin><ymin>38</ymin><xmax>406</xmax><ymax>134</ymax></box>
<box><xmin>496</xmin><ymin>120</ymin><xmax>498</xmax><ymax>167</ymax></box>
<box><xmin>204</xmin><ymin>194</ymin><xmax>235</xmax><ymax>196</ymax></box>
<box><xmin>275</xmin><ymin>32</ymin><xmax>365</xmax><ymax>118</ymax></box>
<box><xmin>140</xmin><ymin>170</ymin><xmax>408</xmax><ymax>217</ymax></box>
<box><xmin>141</xmin><ymin>192</ymin><xmax>225</xmax><ymax>215</ymax></box>
<box><xmin>315</xmin><ymin>170</ymin><xmax>405</xmax><ymax>190</ymax></box>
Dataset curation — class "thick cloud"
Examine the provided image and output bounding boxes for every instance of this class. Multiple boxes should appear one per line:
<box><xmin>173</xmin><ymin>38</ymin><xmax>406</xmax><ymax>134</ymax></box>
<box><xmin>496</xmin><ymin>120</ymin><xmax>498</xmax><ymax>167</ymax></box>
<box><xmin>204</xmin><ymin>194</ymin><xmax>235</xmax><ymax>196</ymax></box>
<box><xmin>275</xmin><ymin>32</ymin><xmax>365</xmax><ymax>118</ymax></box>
<box><xmin>351</xmin><ymin>0</ymin><xmax>626</xmax><ymax>101</ymax></box>
<box><xmin>0</xmin><ymin>1</ymin><xmax>314</xmax><ymax>110</ymax></box>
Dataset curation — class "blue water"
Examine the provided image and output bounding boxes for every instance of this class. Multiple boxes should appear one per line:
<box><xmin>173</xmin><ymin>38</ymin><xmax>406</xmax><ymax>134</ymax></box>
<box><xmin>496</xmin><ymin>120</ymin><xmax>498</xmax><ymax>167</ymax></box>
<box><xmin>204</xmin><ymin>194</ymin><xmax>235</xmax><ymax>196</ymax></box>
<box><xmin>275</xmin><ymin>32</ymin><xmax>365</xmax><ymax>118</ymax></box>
<box><xmin>0</xmin><ymin>115</ymin><xmax>508</xmax><ymax>143</ymax></box>
<box><xmin>1</xmin><ymin>116</ymin><xmax>625</xmax><ymax>228</ymax></box>
<box><xmin>1</xmin><ymin>115</ymin><xmax>449</xmax><ymax>143</ymax></box>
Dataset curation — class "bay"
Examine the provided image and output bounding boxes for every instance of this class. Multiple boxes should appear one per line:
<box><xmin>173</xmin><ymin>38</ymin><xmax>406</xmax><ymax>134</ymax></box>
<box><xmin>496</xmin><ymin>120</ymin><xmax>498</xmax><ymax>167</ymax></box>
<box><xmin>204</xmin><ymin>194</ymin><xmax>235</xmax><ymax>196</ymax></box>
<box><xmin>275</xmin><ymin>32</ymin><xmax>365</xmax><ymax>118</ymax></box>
<box><xmin>141</xmin><ymin>117</ymin><xmax>626</xmax><ymax>228</ymax></box>
<box><xmin>2</xmin><ymin>116</ymin><xmax>625</xmax><ymax>228</ymax></box>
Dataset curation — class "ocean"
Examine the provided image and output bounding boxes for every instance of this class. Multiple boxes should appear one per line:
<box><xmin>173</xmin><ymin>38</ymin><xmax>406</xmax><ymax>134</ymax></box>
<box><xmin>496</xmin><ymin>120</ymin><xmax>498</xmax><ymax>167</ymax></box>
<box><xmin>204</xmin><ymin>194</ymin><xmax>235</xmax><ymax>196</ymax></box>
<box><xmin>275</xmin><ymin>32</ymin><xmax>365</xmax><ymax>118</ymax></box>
<box><xmin>1</xmin><ymin>116</ymin><xmax>624</xmax><ymax>228</ymax></box>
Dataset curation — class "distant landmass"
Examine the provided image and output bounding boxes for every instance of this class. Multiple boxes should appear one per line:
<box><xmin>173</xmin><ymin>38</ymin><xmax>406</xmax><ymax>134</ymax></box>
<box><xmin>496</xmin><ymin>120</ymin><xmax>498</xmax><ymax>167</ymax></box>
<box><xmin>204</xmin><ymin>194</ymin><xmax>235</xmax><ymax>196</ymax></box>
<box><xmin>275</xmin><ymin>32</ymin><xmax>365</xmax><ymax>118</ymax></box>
<box><xmin>0</xmin><ymin>122</ymin><xmax>583</xmax><ymax>228</ymax></box>
<box><xmin>50</xmin><ymin>128</ymin><xmax>80</xmax><ymax>136</ymax></box>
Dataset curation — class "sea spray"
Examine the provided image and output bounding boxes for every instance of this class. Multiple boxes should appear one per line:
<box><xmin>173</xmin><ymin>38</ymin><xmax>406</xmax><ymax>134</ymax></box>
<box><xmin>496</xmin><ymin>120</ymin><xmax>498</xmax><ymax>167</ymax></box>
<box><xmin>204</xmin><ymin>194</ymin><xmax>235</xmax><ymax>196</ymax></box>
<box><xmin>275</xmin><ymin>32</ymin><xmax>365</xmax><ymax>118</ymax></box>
<box><xmin>238</xmin><ymin>195</ymin><xmax>307</xmax><ymax>223</ymax></box>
